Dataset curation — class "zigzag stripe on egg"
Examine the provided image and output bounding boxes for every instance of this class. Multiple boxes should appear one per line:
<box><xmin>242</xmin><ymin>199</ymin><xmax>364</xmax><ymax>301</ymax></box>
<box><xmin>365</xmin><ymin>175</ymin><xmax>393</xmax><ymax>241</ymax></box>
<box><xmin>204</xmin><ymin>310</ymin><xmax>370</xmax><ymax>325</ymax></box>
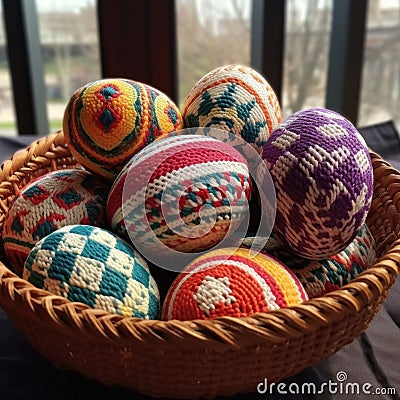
<box><xmin>63</xmin><ymin>78</ymin><xmax>183</xmax><ymax>180</ymax></box>
<box><xmin>107</xmin><ymin>135</ymin><xmax>252</xmax><ymax>264</ymax></box>
<box><xmin>182</xmin><ymin>64</ymin><xmax>282</xmax><ymax>154</ymax></box>
<box><xmin>162</xmin><ymin>247</ymin><xmax>308</xmax><ymax>321</ymax></box>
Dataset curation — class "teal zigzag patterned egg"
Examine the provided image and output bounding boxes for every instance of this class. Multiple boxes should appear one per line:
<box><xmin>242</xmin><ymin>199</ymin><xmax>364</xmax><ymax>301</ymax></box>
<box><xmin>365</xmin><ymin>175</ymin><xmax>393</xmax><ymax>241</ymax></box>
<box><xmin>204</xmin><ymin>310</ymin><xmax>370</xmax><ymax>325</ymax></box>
<box><xmin>242</xmin><ymin>223</ymin><xmax>377</xmax><ymax>299</ymax></box>
<box><xmin>272</xmin><ymin>224</ymin><xmax>377</xmax><ymax>298</ymax></box>
<box><xmin>182</xmin><ymin>64</ymin><xmax>282</xmax><ymax>153</ymax></box>
<box><xmin>2</xmin><ymin>169</ymin><xmax>109</xmax><ymax>276</ymax></box>
<box><xmin>23</xmin><ymin>225</ymin><xmax>160</xmax><ymax>319</ymax></box>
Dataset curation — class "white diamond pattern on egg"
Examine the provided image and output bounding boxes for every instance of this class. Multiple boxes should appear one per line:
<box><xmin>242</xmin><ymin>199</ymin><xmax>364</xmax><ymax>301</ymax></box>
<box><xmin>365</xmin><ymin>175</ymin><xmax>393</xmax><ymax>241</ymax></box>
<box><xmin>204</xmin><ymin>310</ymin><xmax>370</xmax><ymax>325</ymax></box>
<box><xmin>193</xmin><ymin>276</ymin><xmax>236</xmax><ymax>316</ymax></box>
<box><xmin>271</xmin><ymin>129</ymin><xmax>300</xmax><ymax>150</ymax></box>
<box><xmin>316</xmin><ymin>123</ymin><xmax>349</xmax><ymax>138</ymax></box>
<box><xmin>354</xmin><ymin>149</ymin><xmax>370</xmax><ymax>173</ymax></box>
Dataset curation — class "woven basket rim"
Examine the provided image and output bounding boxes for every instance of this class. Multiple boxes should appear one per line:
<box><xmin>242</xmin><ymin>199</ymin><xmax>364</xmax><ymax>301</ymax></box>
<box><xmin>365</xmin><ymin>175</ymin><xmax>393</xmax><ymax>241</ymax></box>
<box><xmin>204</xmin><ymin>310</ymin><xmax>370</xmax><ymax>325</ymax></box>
<box><xmin>0</xmin><ymin>130</ymin><xmax>399</xmax><ymax>351</ymax></box>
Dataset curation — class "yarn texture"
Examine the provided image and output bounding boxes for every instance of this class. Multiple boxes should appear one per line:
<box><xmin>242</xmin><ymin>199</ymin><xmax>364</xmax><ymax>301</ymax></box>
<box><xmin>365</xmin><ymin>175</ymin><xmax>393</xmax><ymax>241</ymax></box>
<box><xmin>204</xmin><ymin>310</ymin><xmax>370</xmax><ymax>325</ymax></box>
<box><xmin>2</xmin><ymin>169</ymin><xmax>108</xmax><ymax>275</ymax></box>
<box><xmin>63</xmin><ymin>78</ymin><xmax>183</xmax><ymax>180</ymax></box>
<box><xmin>162</xmin><ymin>247</ymin><xmax>308</xmax><ymax>321</ymax></box>
<box><xmin>261</xmin><ymin>107</ymin><xmax>373</xmax><ymax>259</ymax></box>
<box><xmin>182</xmin><ymin>64</ymin><xmax>282</xmax><ymax>153</ymax></box>
<box><xmin>243</xmin><ymin>224</ymin><xmax>376</xmax><ymax>299</ymax></box>
<box><xmin>23</xmin><ymin>225</ymin><xmax>160</xmax><ymax>319</ymax></box>
<box><xmin>107</xmin><ymin>134</ymin><xmax>252</xmax><ymax>253</ymax></box>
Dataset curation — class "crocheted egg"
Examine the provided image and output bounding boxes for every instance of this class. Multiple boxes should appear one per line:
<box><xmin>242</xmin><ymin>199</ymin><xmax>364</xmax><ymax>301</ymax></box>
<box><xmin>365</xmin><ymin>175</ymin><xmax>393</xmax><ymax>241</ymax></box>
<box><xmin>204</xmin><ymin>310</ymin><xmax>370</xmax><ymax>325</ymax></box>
<box><xmin>182</xmin><ymin>64</ymin><xmax>282</xmax><ymax>153</ymax></box>
<box><xmin>261</xmin><ymin>107</ymin><xmax>373</xmax><ymax>259</ymax></box>
<box><xmin>23</xmin><ymin>225</ymin><xmax>160</xmax><ymax>319</ymax></box>
<box><xmin>2</xmin><ymin>169</ymin><xmax>108</xmax><ymax>276</ymax></box>
<box><xmin>107</xmin><ymin>134</ymin><xmax>252</xmax><ymax>255</ymax></box>
<box><xmin>63</xmin><ymin>78</ymin><xmax>183</xmax><ymax>180</ymax></box>
<box><xmin>162</xmin><ymin>247</ymin><xmax>308</xmax><ymax>320</ymax></box>
<box><xmin>243</xmin><ymin>224</ymin><xmax>377</xmax><ymax>299</ymax></box>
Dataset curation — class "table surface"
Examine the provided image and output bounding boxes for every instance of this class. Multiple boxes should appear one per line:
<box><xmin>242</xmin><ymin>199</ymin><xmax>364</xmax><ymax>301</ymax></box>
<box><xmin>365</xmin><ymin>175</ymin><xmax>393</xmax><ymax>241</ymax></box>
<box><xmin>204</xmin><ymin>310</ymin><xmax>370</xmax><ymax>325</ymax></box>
<box><xmin>0</xmin><ymin>134</ymin><xmax>399</xmax><ymax>400</ymax></box>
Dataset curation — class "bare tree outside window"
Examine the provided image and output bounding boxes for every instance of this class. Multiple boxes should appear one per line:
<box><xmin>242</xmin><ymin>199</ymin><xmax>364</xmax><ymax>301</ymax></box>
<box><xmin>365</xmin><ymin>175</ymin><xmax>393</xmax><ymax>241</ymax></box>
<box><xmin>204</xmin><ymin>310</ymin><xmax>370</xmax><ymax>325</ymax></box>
<box><xmin>0</xmin><ymin>0</ymin><xmax>399</xmax><ymax>136</ymax></box>
<box><xmin>176</xmin><ymin>0</ymin><xmax>251</xmax><ymax>106</ymax></box>
<box><xmin>36</xmin><ymin>0</ymin><xmax>101</xmax><ymax>131</ymax></box>
<box><xmin>359</xmin><ymin>0</ymin><xmax>400</xmax><ymax>129</ymax></box>
<box><xmin>177</xmin><ymin>0</ymin><xmax>333</xmax><ymax>115</ymax></box>
<box><xmin>283</xmin><ymin>0</ymin><xmax>333</xmax><ymax>117</ymax></box>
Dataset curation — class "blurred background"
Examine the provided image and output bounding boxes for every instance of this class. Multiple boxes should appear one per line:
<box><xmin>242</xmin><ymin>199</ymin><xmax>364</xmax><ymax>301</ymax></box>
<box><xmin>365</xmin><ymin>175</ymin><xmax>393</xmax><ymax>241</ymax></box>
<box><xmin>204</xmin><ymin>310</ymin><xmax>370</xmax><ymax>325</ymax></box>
<box><xmin>0</xmin><ymin>0</ymin><xmax>399</xmax><ymax>136</ymax></box>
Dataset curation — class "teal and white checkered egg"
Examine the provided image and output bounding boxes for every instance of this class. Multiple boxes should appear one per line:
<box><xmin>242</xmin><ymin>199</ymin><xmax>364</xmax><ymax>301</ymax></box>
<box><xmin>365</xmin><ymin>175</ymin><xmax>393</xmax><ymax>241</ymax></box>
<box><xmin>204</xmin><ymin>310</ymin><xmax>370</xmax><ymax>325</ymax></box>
<box><xmin>23</xmin><ymin>225</ymin><xmax>160</xmax><ymax>319</ymax></box>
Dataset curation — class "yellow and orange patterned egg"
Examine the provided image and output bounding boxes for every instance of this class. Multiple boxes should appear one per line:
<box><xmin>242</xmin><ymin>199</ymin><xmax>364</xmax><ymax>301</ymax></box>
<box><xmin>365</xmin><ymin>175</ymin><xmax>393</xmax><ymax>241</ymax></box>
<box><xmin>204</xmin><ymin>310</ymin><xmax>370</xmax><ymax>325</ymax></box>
<box><xmin>182</xmin><ymin>64</ymin><xmax>282</xmax><ymax>153</ymax></box>
<box><xmin>63</xmin><ymin>78</ymin><xmax>183</xmax><ymax>180</ymax></box>
<box><xmin>162</xmin><ymin>247</ymin><xmax>308</xmax><ymax>321</ymax></box>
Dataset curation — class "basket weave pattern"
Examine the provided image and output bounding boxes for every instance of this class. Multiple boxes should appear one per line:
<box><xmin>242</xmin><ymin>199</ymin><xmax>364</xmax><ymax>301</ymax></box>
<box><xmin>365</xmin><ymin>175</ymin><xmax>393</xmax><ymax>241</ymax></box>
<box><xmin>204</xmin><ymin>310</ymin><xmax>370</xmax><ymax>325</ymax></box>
<box><xmin>0</xmin><ymin>131</ymin><xmax>399</xmax><ymax>399</ymax></box>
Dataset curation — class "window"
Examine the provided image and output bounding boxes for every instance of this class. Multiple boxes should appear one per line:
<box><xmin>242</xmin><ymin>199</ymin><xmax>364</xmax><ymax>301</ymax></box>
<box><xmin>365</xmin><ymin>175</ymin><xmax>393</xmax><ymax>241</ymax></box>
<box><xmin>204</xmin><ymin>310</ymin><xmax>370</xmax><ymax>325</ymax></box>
<box><xmin>176</xmin><ymin>0</ymin><xmax>251</xmax><ymax>106</ymax></box>
<box><xmin>0</xmin><ymin>2</ymin><xmax>17</xmax><ymax>136</ymax></box>
<box><xmin>359</xmin><ymin>0</ymin><xmax>400</xmax><ymax>128</ymax></box>
<box><xmin>282</xmin><ymin>0</ymin><xmax>333</xmax><ymax>118</ymax></box>
<box><xmin>2</xmin><ymin>0</ymin><xmax>399</xmax><ymax>136</ymax></box>
<box><xmin>36</xmin><ymin>0</ymin><xmax>101</xmax><ymax>131</ymax></box>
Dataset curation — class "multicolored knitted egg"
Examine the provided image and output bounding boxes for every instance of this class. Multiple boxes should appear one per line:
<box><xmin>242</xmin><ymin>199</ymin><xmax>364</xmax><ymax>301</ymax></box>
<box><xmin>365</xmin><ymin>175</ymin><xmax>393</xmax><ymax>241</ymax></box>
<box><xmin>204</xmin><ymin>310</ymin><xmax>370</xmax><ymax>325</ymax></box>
<box><xmin>63</xmin><ymin>78</ymin><xmax>183</xmax><ymax>180</ymax></box>
<box><xmin>182</xmin><ymin>64</ymin><xmax>282</xmax><ymax>153</ymax></box>
<box><xmin>261</xmin><ymin>107</ymin><xmax>373</xmax><ymax>259</ymax></box>
<box><xmin>107</xmin><ymin>134</ymin><xmax>252</xmax><ymax>255</ymax></box>
<box><xmin>162</xmin><ymin>247</ymin><xmax>308</xmax><ymax>320</ymax></box>
<box><xmin>243</xmin><ymin>223</ymin><xmax>377</xmax><ymax>299</ymax></box>
<box><xmin>2</xmin><ymin>169</ymin><xmax>108</xmax><ymax>276</ymax></box>
<box><xmin>23</xmin><ymin>225</ymin><xmax>160</xmax><ymax>319</ymax></box>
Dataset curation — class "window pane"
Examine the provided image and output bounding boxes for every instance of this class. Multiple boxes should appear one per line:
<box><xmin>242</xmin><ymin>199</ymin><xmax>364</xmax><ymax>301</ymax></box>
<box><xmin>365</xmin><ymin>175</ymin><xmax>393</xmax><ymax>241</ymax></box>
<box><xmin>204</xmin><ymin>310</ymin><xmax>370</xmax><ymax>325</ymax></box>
<box><xmin>0</xmin><ymin>3</ymin><xmax>17</xmax><ymax>136</ymax></box>
<box><xmin>36</xmin><ymin>0</ymin><xmax>101</xmax><ymax>132</ymax></box>
<box><xmin>359</xmin><ymin>0</ymin><xmax>400</xmax><ymax>128</ymax></box>
<box><xmin>176</xmin><ymin>0</ymin><xmax>251</xmax><ymax>106</ymax></box>
<box><xmin>282</xmin><ymin>0</ymin><xmax>333</xmax><ymax>118</ymax></box>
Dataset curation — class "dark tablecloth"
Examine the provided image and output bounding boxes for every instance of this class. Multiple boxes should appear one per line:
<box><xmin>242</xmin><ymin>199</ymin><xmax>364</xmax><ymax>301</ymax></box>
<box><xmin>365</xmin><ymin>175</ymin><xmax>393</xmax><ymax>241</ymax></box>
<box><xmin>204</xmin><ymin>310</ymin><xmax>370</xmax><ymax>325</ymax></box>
<box><xmin>0</xmin><ymin>130</ymin><xmax>399</xmax><ymax>400</ymax></box>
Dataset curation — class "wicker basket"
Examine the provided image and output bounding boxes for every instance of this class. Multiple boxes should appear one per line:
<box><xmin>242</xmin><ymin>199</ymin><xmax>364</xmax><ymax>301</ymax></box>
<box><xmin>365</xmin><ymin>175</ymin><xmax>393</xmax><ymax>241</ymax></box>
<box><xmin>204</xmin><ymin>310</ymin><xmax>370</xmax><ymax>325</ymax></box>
<box><xmin>0</xmin><ymin>131</ymin><xmax>399</xmax><ymax>399</ymax></box>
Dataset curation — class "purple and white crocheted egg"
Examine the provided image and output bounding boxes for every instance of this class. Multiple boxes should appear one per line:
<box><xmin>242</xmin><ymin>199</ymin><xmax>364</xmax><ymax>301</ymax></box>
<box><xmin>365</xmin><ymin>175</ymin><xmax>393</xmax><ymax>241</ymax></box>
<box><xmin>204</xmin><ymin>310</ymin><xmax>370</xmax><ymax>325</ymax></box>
<box><xmin>261</xmin><ymin>107</ymin><xmax>373</xmax><ymax>259</ymax></box>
